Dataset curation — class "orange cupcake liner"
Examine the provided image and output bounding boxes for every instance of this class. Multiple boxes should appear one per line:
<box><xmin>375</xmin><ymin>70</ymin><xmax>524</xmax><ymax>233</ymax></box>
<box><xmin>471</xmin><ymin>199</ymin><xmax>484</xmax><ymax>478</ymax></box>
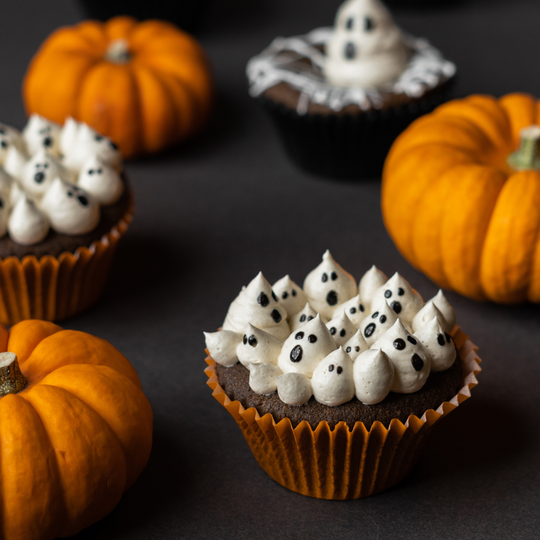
<box><xmin>205</xmin><ymin>326</ymin><xmax>481</xmax><ymax>500</ymax></box>
<box><xmin>0</xmin><ymin>197</ymin><xmax>134</xmax><ymax>325</ymax></box>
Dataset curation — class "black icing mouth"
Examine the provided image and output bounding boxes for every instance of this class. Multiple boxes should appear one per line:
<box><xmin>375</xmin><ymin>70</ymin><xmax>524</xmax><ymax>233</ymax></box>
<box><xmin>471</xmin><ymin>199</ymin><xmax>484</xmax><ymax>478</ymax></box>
<box><xmin>271</xmin><ymin>309</ymin><xmax>282</xmax><ymax>323</ymax></box>
<box><xmin>391</xmin><ymin>301</ymin><xmax>402</xmax><ymax>314</ymax></box>
<box><xmin>326</xmin><ymin>290</ymin><xmax>338</xmax><ymax>306</ymax></box>
<box><xmin>290</xmin><ymin>345</ymin><xmax>303</xmax><ymax>362</ymax></box>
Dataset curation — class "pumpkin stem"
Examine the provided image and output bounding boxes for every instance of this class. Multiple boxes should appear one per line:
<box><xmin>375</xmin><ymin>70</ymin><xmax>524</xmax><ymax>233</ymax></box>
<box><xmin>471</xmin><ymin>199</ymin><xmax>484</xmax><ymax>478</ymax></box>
<box><xmin>0</xmin><ymin>352</ymin><xmax>27</xmax><ymax>397</ymax></box>
<box><xmin>105</xmin><ymin>39</ymin><xmax>131</xmax><ymax>64</ymax></box>
<box><xmin>507</xmin><ymin>125</ymin><xmax>540</xmax><ymax>171</ymax></box>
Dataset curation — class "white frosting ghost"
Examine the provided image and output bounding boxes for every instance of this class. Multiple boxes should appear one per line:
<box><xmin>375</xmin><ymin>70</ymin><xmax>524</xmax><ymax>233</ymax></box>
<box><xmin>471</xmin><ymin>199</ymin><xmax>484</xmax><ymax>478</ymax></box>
<box><xmin>414</xmin><ymin>317</ymin><xmax>456</xmax><ymax>372</ymax></box>
<box><xmin>59</xmin><ymin>117</ymin><xmax>81</xmax><ymax>157</ymax></box>
<box><xmin>0</xmin><ymin>124</ymin><xmax>22</xmax><ymax>165</ymax></box>
<box><xmin>325</xmin><ymin>312</ymin><xmax>357</xmax><ymax>346</ymax></box>
<box><xmin>331</xmin><ymin>294</ymin><xmax>367</xmax><ymax>326</ymax></box>
<box><xmin>359</xmin><ymin>299</ymin><xmax>398</xmax><ymax>346</ymax></box>
<box><xmin>371</xmin><ymin>273</ymin><xmax>423</xmax><ymax>325</ymax></box>
<box><xmin>249</xmin><ymin>362</ymin><xmax>282</xmax><ymax>395</ymax></box>
<box><xmin>4</xmin><ymin>144</ymin><xmax>28</xmax><ymax>179</ymax></box>
<box><xmin>21</xmin><ymin>149</ymin><xmax>68</xmax><ymax>197</ymax></box>
<box><xmin>8</xmin><ymin>195</ymin><xmax>49</xmax><ymax>245</ymax></box>
<box><xmin>311</xmin><ymin>348</ymin><xmax>355</xmax><ymax>406</ymax></box>
<box><xmin>343</xmin><ymin>329</ymin><xmax>369</xmax><ymax>360</ymax></box>
<box><xmin>40</xmin><ymin>178</ymin><xmax>100</xmax><ymax>235</ymax></box>
<box><xmin>303</xmin><ymin>250</ymin><xmax>357</xmax><ymax>320</ymax></box>
<box><xmin>431</xmin><ymin>290</ymin><xmax>456</xmax><ymax>331</ymax></box>
<box><xmin>371</xmin><ymin>319</ymin><xmax>431</xmax><ymax>394</ymax></box>
<box><xmin>358</xmin><ymin>265</ymin><xmax>387</xmax><ymax>307</ymax></box>
<box><xmin>204</xmin><ymin>330</ymin><xmax>242</xmax><ymax>367</ymax></box>
<box><xmin>412</xmin><ymin>300</ymin><xmax>448</xmax><ymax>333</ymax></box>
<box><xmin>277</xmin><ymin>315</ymin><xmax>337</xmax><ymax>377</ymax></box>
<box><xmin>77</xmin><ymin>155</ymin><xmax>123</xmax><ymax>205</ymax></box>
<box><xmin>236</xmin><ymin>324</ymin><xmax>282</xmax><ymax>369</ymax></box>
<box><xmin>324</xmin><ymin>0</ymin><xmax>410</xmax><ymax>88</ymax></box>
<box><xmin>222</xmin><ymin>272</ymin><xmax>290</xmax><ymax>341</ymax></box>
<box><xmin>276</xmin><ymin>372</ymin><xmax>312</xmax><ymax>406</ymax></box>
<box><xmin>22</xmin><ymin>114</ymin><xmax>61</xmax><ymax>157</ymax></box>
<box><xmin>9</xmin><ymin>180</ymin><xmax>25</xmax><ymax>207</ymax></box>
<box><xmin>272</xmin><ymin>275</ymin><xmax>307</xmax><ymax>318</ymax></box>
<box><xmin>353</xmin><ymin>348</ymin><xmax>394</xmax><ymax>404</ymax></box>
<box><xmin>290</xmin><ymin>302</ymin><xmax>318</xmax><ymax>331</ymax></box>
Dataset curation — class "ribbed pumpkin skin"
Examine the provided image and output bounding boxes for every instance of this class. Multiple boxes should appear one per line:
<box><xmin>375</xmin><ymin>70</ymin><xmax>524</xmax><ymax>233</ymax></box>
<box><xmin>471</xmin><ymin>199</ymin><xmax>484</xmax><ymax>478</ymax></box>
<box><xmin>382</xmin><ymin>93</ymin><xmax>540</xmax><ymax>303</ymax></box>
<box><xmin>0</xmin><ymin>320</ymin><xmax>153</xmax><ymax>540</ymax></box>
<box><xmin>23</xmin><ymin>16</ymin><xmax>212</xmax><ymax>158</ymax></box>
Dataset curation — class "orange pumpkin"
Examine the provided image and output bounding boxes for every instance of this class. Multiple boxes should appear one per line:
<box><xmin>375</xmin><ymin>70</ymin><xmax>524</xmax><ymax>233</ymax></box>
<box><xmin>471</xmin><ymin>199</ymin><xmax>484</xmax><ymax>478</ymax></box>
<box><xmin>23</xmin><ymin>16</ymin><xmax>213</xmax><ymax>158</ymax></box>
<box><xmin>382</xmin><ymin>93</ymin><xmax>540</xmax><ymax>303</ymax></box>
<box><xmin>0</xmin><ymin>320</ymin><xmax>153</xmax><ymax>540</ymax></box>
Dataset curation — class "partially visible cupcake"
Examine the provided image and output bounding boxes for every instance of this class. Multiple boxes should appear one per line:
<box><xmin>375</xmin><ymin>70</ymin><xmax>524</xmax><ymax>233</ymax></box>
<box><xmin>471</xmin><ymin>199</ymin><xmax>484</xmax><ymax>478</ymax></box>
<box><xmin>0</xmin><ymin>114</ymin><xmax>132</xmax><ymax>324</ymax></box>
<box><xmin>205</xmin><ymin>252</ymin><xmax>480</xmax><ymax>499</ymax></box>
<box><xmin>247</xmin><ymin>0</ymin><xmax>455</xmax><ymax>179</ymax></box>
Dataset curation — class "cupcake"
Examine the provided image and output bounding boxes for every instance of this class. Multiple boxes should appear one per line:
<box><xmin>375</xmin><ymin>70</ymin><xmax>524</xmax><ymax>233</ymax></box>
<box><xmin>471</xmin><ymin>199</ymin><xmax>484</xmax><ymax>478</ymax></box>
<box><xmin>246</xmin><ymin>0</ymin><xmax>456</xmax><ymax>179</ymax></box>
<box><xmin>0</xmin><ymin>114</ymin><xmax>132</xmax><ymax>324</ymax></box>
<box><xmin>204</xmin><ymin>252</ymin><xmax>480</xmax><ymax>499</ymax></box>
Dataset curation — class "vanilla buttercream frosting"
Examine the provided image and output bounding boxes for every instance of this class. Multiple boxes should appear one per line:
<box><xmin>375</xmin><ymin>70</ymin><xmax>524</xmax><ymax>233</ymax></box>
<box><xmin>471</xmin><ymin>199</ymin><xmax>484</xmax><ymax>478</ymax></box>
<box><xmin>205</xmin><ymin>253</ymin><xmax>459</xmax><ymax>407</ymax></box>
<box><xmin>0</xmin><ymin>115</ymin><xmax>125</xmax><ymax>246</ymax></box>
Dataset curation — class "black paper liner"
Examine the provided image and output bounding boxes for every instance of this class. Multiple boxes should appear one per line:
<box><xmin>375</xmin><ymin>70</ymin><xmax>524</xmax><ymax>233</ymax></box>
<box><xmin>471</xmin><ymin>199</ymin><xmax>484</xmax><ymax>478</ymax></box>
<box><xmin>259</xmin><ymin>78</ymin><xmax>455</xmax><ymax>180</ymax></box>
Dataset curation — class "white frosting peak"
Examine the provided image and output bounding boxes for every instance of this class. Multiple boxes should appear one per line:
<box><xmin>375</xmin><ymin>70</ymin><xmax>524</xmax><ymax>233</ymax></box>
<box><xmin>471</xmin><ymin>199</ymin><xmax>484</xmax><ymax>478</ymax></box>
<box><xmin>343</xmin><ymin>329</ymin><xmax>368</xmax><ymax>360</ymax></box>
<box><xmin>277</xmin><ymin>314</ymin><xmax>337</xmax><ymax>377</ymax></box>
<box><xmin>414</xmin><ymin>317</ymin><xmax>456</xmax><ymax>372</ymax></box>
<box><xmin>276</xmin><ymin>372</ymin><xmax>312</xmax><ymax>406</ymax></box>
<box><xmin>358</xmin><ymin>265</ymin><xmax>387</xmax><ymax>306</ymax></box>
<box><xmin>40</xmin><ymin>177</ymin><xmax>100</xmax><ymax>235</ymax></box>
<box><xmin>22</xmin><ymin>114</ymin><xmax>61</xmax><ymax>157</ymax></box>
<box><xmin>204</xmin><ymin>330</ymin><xmax>242</xmax><ymax>367</ymax></box>
<box><xmin>59</xmin><ymin>117</ymin><xmax>81</xmax><ymax>157</ymax></box>
<box><xmin>353</xmin><ymin>348</ymin><xmax>394</xmax><ymax>404</ymax></box>
<box><xmin>311</xmin><ymin>348</ymin><xmax>355</xmax><ymax>406</ymax></box>
<box><xmin>77</xmin><ymin>155</ymin><xmax>123</xmax><ymax>205</ymax></box>
<box><xmin>21</xmin><ymin>149</ymin><xmax>67</xmax><ymax>197</ymax></box>
<box><xmin>359</xmin><ymin>299</ymin><xmax>398</xmax><ymax>345</ymax></box>
<box><xmin>0</xmin><ymin>124</ymin><xmax>22</xmax><ymax>165</ymax></box>
<box><xmin>432</xmin><ymin>289</ymin><xmax>456</xmax><ymax>331</ymax></box>
<box><xmin>8</xmin><ymin>195</ymin><xmax>49</xmax><ymax>245</ymax></box>
<box><xmin>412</xmin><ymin>299</ymin><xmax>447</xmax><ymax>333</ymax></box>
<box><xmin>249</xmin><ymin>362</ymin><xmax>282</xmax><ymax>395</ymax></box>
<box><xmin>273</xmin><ymin>275</ymin><xmax>307</xmax><ymax>318</ymax></box>
<box><xmin>303</xmin><ymin>250</ymin><xmax>357</xmax><ymax>320</ymax></box>
<box><xmin>325</xmin><ymin>312</ymin><xmax>357</xmax><ymax>346</ymax></box>
<box><xmin>4</xmin><ymin>144</ymin><xmax>28</xmax><ymax>179</ymax></box>
<box><xmin>236</xmin><ymin>323</ymin><xmax>282</xmax><ymax>369</ymax></box>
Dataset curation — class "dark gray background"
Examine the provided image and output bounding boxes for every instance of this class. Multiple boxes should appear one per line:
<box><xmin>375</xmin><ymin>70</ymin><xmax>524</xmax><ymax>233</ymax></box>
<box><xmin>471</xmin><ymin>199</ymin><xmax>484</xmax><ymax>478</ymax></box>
<box><xmin>2</xmin><ymin>0</ymin><xmax>540</xmax><ymax>538</ymax></box>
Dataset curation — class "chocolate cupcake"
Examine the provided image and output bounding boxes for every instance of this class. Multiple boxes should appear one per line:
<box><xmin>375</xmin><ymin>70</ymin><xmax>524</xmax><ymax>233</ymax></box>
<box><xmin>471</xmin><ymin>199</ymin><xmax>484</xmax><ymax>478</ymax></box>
<box><xmin>247</xmin><ymin>0</ymin><xmax>455</xmax><ymax>179</ymax></box>
<box><xmin>204</xmin><ymin>252</ymin><xmax>480</xmax><ymax>499</ymax></box>
<box><xmin>0</xmin><ymin>115</ymin><xmax>132</xmax><ymax>323</ymax></box>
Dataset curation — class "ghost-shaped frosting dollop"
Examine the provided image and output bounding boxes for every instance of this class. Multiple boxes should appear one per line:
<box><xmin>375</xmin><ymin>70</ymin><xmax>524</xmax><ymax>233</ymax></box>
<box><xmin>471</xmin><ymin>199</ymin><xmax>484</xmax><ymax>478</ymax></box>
<box><xmin>324</xmin><ymin>0</ymin><xmax>410</xmax><ymax>88</ymax></box>
<box><xmin>277</xmin><ymin>314</ymin><xmax>337</xmax><ymax>377</ymax></box>
<box><xmin>359</xmin><ymin>300</ymin><xmax>398</xmax><ymax>346</ymax></box>
<box><xmin>311</xmin><ymin>348</ymin><xmax>355</xmax><ymax>406</ymax></box>
<box><xmin>77</xmin><ymin>155</ymin><xmax>124</xmax><ymax>205</ymax></box>
<box><xmin>0</xmin><ymin>124</ymin><xmax>22</xmax><ymax>165</ymax></box>
<box><xmin>290</xmin><ymin>302</ymin><xmax>318</xmax><ymax>331</ymax></box>
<box><xmin>343</xmin><ymin>329</ymin><xmax>368</xmax><ymax>360</ymax></box>
<box><xmin>222</xmin><ymin>272</ymin><xmax>290</xmax><ymax>341</ymax></box>
<box><xmin>22</xmin><ymin>114</ymin><xmax>61</xmax><ymax>157</ymax></box>
<box><xmin>353</xmin><ymin>348</ymin><xmax>394</xmax><ymax>404</ymax></box>
<box><xmin>431</xmin><ymin>290</ymin><xmax>456</xmax><ymax>331</ymax></box>
<box><xmin>358</xmin><ymin>265</ymin><xmax>387</xmax><ymax>308</ymax></box>
<box><xmin>8</xmin><ymin>195</ymin><xmax>49</xmax><ymax>245</ymax></box>
<box><xmin>204</xmin><ymin>330</ymin><xmax>242</xmax><ymax>367</ymax></box>
<box><xmin>303</xmin><ymin>250</ymin><xmax>357</xmax><ymax>320</ymax></box>
<box><xmin>249</xmin><ymin>362</ymin><xmax>282</xmax><ymax>395</ymax></box>
<box><xmin>411</xmin><ymin>299</ymin><xmax>449</xmax><ymax>333</ymax></box>
<box><xmin>331</xmin><ymin>294</ymin><xmax>367</xmax><ymax>326</ymax></box>
<box><xmin>236</xmin><ymin>324</ymin><xmax>282</xmax><ymax>369</ymax></box>
<box><xmin>21</xmin><ymin>149</ymin><xmax>67</xmax><ymax>197</ymax></box>
<box><xmin>4</xmin><ymin>144</ymin><xmax>28</xmax><ymax>179</ymax></box>
<box><xmin>276</xmin><ymin>372</ymin><xmax>312</xmax><ymax>406</ymax></box>
<box><xmin>272</xmin><ymin>275</ymin><xmax>307</xmax><ymax>318</ymax></box>
<box><xmin>414</xmin><ymin>317</ymin><xmax>456</xmax><ymax>372</ymax></box>
<box><xmin>325</xmin><ymin>312</ymin><xmax>357</xmax><ymax>347</ymax></box>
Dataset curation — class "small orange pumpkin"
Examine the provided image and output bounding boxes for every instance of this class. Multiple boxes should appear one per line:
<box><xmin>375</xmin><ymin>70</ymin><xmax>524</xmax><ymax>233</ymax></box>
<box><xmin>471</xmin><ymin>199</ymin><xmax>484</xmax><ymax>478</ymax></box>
<box><xmin>23</xmin><ymin>16</ymin><xmax>213</xmax><ymax>158</ymax></box>
<box><xmin>382</xmin><ymin>93</ymin><xmax>540</xmax><ymax>303</ymax></box>
<box><xmin>0</xmin><ymin>320</ymin><xmax>153</xmax><ymax>540</ymax></box>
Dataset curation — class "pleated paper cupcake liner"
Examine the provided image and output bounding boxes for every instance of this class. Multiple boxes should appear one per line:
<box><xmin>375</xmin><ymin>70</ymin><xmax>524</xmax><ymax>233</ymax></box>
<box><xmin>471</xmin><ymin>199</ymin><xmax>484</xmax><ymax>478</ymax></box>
<box><xmin>0</xmin><ymin>198</ymin><xmax>134</xmax><ymax>325</ymax></box>
<box><xmin>259</xmin><ymin>78</ymin><xmax>455</xmax><ymax>180</ymax></box>
<box><xmin>205</xmin><ymin>325</ymin><xmax>480</xmax><ymax>500</ymax></box>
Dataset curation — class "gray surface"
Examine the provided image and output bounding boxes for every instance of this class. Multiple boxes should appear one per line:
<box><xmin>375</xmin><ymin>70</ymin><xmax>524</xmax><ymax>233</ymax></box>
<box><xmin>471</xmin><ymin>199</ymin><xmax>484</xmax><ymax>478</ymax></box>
<box><xmin>1</xmin><ymin>0</ymin><xmax>540</xmax><ymax>538</ymax></box>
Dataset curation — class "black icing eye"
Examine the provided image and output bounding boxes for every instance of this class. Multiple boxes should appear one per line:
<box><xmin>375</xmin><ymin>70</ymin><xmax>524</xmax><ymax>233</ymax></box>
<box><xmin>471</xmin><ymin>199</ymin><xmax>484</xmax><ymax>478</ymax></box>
<box><xmin>328</xmin><ymin>364</ymin><xmax>334</xmax><ymax>372</ymax></box>
<box><xmin>412</xmin><ymin>354</ymin><xmax>424</xmax><ymax>371</ymax></box>
<box><xmin>364</xmin><ymin>16</ymin><xmax>374</xmax><ymax>31</ymax></box>
<box><xmin>391</xmin><ymin>301</ymin><xmax>402</xmax><ymax>314</ymax></box>
<box><xmin>346</xmin><ymin>346</ymin><xmax>352</xmax><ymax>353</ymax></box>
<box><xmin>364</xmin><ymin>323</ymin><xmax>376</xmax><ymax>338</ymax></box>
<box><xmin>379</xmin><ymin>315</ymin><xmax>387</xmax><ymax>324</ymax></box>
<box><xmin>393</xmin><ymin>338</ymin><xmax>406</xmax><ymax>350</ymax></box>
<box><xmin>67</xmin><ymin>191</ymin><xmax>73</xmax><ymax>197</ymax></box>
<box><xmin>437</xmin><ymin>334</ymin><xmax>445</xmax><ymax>346</ymax></box>
<box><xmin>77</xmin><ymin>195</ymin><xmax>89</xmax><ymax>207</ymax></box>
<box><xmin>243</xmin><ymin>334</ymin><xmax>247</xmax><ymax>345</ymax></box>
<box><xmin>307</xmin><ymin>316</ymin><xmax>314</xmax><ymax>322</ymax></box>
<box><xmin>344</xmin><ymin>42</ymin><xmax>356</xmax><ymax>60</ymax></box>
<box><xmin>300</xmin><ymin>314</ymin><xmax>306</xmax><ymax>323</ymax></box>
<box><xmin>372</xmin><ymin>311</ymin><xmax>379</xmax><ymax>319</ymax></box>
<box><xmin>95</xmin><ymin>134</ymin><xmax>104</xmax><ymax>142</ymax></box>
<box><xmin>0</xmin><ymin>197</ymin><xmax>3</xmax><ymax>209</ymax></box>
<box><xmin>345</xmin><ymin>16</ymin><xmax>354</xmax><ymax>30</ymax></box>
<box><xmin>282</xmin><ymin>291</ymin><xmax>288</xmax><ymax>300</ymax></box>
<box><xmin>34</xmin><ymin>172</ymin><xmax>45</xmax><ymax>184</ymax></box>
<box><xmin>271</xmin><ymin>309</ymin><xmax>282</xmax><ymax>323</ymax></box>
<box><xmin>355</xmin><ymin>346</ymin><xmax>360</xmax><ymax>352</ymax></box>
<box><xmin>248</xmin><ymin>335</ymin><xmax>257</xmax><ymax>347</ymax></box>
<box><xmin>359</xmin><ymin>304</ymin><xmax>365</xmax><ymax>312</ymax></box>
<box><xmin>407</xmin><ymin>336</ymin><xmax>417</xmax><ymax>345</ymax></box>
<box><xmin>271</xmin><ymin>291</ymin><xmax>277</xmax><ymax>302</ymax></box>
<box><xmin>384</xmin><ymin>290</ymin><xmax>392</xmax><ymax>298</ymax></box>
<box><xmin>331</xmin><ymin>272</ymin><xmax>338</xmax><ymax>281</ymax></box>
<box><xmin>35</xmin><ymin>163</ymin><xmax>40</xmax><ymax>168</ymax></box>
<box><xmin>337</xmin><ymin>366</ymin><xmax>343</xmax><ymax>374</ymax></box>
<box><xmin>321</xmin><ymin>273</ymin><xmax>328</xmax><ymax>283</ymax></box>
<box><xmin>292</xmin><ymin>289</ymin><xmax>297</xmax><ymax>297</ymax></box>
<box><xmin>295</xmin><ymin>332</ymin><xmax>304</xmax><ymax>340</ymax></box>
<box><xmin>43</xmin><ymin>163</ymin><xmax>49</xmax><ymax>169</ymax></box>
<box><xmin>330</xmin><ymin>327</ymin><xmax>337</xmax><ymax>335</ymax></box>
<box><xmin>290</xmin><ymin>345</ymin><xmax>303</xmax><ymax>363</ymax></box>
<box><xmin>43</xmin><ymin>136</ymin><xmax>52</xmax><ymax>147</ymax></box>
<box><xmin>258</xmin><ymin>292</ymin><xmax>269</xmax><ymax>307</ymax></box>
<box><xmin>1</xmin><ymin>140</ymin><xmax>7</xmax><ymax>149</ymax></box>
<box><xmin>97</xmin><ymin>168</ymin><xmax>103</xmax><ymax>174</ymax></box>
<box><xmin>326</xmin><ymin>290</ymin><xmax>338</xmax><ymax>306</ymax></box>
<box><xmin>308</xmin><ymin>334</ymin><xmax>317</xmax><ymax>343</ymax></box>
<box><xmin>350</xmin><ymin>307</ymin><xmax>356</xmax><ymax>314</ymax></box>
<box><xmin>340</xmin><ymin>329</ymin><xmax>346</xmax><ymax>337</ymax></box>
<box><xmin>398</xmin><ymin>288</ymin><xmax>405</xmax><ymax>296</ymax></box>
<box><xmin>88</xmin><ymin>169</ymin><xmax>94</xmax><ymax>175</ymax></box>
<box><xmin>110</xmin><ymin>140</ymin><xmax>118</xmax><ymax>150</ymax></box>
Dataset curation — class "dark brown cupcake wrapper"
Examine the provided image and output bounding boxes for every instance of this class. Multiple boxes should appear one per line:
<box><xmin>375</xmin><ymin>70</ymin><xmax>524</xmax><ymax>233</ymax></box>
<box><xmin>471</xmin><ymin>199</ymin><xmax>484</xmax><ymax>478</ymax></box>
<box><xmin>258</xmin><ymin>77</ymin><xmax>455</xmax><ymax>180</ymax></box>
<box><xmin>205</xmin><ymin>325</ymin><xmax>480</xmax><ymax>499</ymax></box>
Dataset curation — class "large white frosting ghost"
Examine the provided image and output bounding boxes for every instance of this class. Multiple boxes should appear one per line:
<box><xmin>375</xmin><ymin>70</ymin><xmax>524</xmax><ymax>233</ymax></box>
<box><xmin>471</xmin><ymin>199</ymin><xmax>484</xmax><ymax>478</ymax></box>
<box><xmin>22</xmin><ymin>115</ymin><xmax>61</xmax><ymax>157</ymax></box>
<box><xmin>324</xmin><ymin>0</ymin><xmax>410</xmax><ymax>88</ymax></box>
<box><xmin>303</xmin><ymin>250</ymin><xmax>357</xmax><ymax>320</ymax></box>
<box><xmin>222</xmin><ymin>272</ymin><xmax>290</xmax><ymax>341</ymax></box>
<box><xmin>272</xmin><ymin>275</ymin><xmax>307</xmax><ymax>318</ymax></box>
<box><xmin>311</xmin><ymin>348</ymin><xmax>355</xmax><ymax>406</ymax></box>
<box><xmin>277</xmin><ymin>315</ymin><xmax>337</xmax><ymax>377</ymax></box>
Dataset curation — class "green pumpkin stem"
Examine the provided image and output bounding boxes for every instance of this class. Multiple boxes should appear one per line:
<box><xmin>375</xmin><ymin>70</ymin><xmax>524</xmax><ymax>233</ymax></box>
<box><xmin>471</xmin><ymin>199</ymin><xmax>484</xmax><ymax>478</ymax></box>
<box><xmin>0</xmin><ymin>352</ymin><xmax>27</xmax><ymax>397</ymax></box>
<box><xmin>507</xmin><ymin>125</ymin><xmax>540</xmax><ymax>171</ymax></box>
<box><xmin>105</xmin><ymin>39</ymin><xmax>131</xmax><ymax>64</ymax></box>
